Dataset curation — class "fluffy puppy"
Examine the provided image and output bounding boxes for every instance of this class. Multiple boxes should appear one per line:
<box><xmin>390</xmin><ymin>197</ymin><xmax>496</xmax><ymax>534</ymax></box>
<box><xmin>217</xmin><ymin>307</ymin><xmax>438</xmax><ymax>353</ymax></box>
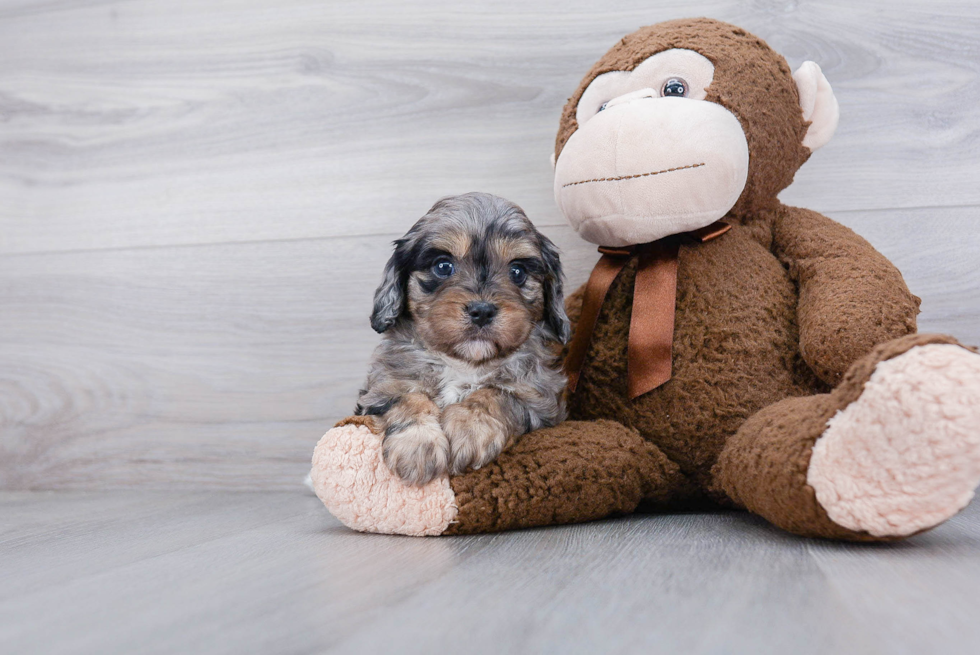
<box><xmin>355</xmin><ymin>192</ymin><xmax>570</xmax><ymax>485</ymax></box>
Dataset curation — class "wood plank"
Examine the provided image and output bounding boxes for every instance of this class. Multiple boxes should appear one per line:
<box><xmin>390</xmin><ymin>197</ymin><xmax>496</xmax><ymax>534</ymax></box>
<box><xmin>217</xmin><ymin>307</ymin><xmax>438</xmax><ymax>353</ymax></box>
<box><xmin>0</xmin><ymin>224</ymin><xmax>597</xmax><ymax>490</ymax></box>
<box><xmin>0</xmin><ymin>206</ymin><xmax>976</xmax><ymax>490</ymax></box>
<box><xmin>2</xmin><ymin>490</ymin><xmax>979</xmax><ymax>654</ymax></box>
<box><xmin>807</xmin><ymin>511</ymin><xmax>980</xmax><ymax>655</ymax></box>
<box><xmin>1</xmin><ymin>0</ymin><xmax>979</xmax><ymax>254</ymax></box>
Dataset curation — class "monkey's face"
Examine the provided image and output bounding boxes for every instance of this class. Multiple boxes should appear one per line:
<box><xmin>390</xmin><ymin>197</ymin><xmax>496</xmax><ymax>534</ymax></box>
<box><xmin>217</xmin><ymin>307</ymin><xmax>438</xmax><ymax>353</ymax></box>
<box><xmin>554</xmin><ymin>49</ymin><xmax>749</xmax><ymax>247</ymax></box>
<box><xmin>553</xmin><ymin>19</ymin><xmax>839</xmax><ymax>248</ymax></box>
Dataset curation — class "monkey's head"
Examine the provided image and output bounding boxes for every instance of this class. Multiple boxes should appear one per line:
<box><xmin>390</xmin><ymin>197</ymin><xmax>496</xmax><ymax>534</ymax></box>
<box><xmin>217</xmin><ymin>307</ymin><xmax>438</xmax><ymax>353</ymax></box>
<box><xmin>553</xmin><ymin>18</ymin><xmax>839</xmax><ymax>247</ymax></box>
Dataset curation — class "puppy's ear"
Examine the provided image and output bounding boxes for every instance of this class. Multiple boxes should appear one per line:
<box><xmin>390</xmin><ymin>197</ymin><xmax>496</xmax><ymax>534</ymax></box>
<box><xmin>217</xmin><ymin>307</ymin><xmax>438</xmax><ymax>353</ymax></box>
<box><xmin>370</xmin><ymin>238</ymin><xmax>410</xmax><ymax>333</ymax></box>
<box><xmin>538</xmin><ymin>233</ymin><xmax>570</xmax><ymax>344</ymax></box>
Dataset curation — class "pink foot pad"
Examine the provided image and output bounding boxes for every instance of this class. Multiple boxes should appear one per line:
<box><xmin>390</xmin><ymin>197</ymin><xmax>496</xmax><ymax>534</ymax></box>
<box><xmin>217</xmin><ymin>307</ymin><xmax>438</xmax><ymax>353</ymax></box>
<box><xmin>310</xmin><ymin>420</ymin><xmax>457</xmax><ymax>536</ymax></box>
<box><xmin>808</xmin><ymin>344</ymin><xmax>980</xmax><ymax>537</ymax></box>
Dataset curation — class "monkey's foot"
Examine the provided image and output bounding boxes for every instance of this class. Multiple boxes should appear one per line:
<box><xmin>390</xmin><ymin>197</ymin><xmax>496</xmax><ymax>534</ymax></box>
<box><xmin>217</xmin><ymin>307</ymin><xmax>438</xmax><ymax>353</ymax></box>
<box><xmin>310</xmin><ymin>418</ymin><xmax>457</xmax><ymax>536</ymax></box>
<box><xmin>808</xmin><ymin>344</ymin><xmax>980</xmax><ymax>537</ymax></box>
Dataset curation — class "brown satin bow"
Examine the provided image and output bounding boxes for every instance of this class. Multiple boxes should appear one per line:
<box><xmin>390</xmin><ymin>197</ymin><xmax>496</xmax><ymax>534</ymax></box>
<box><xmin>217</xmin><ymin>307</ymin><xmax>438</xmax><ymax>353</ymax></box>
<box><xmin>564</xmin><ymin>220</ymin><xmax>732</xmax><ymax>399</ymax></box>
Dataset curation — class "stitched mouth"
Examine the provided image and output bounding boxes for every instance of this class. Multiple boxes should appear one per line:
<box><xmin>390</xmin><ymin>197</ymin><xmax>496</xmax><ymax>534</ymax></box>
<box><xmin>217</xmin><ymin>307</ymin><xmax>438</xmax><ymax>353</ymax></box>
<box><xmin>562</xmin><ymin>162</ymin><xmax>706</xmax><ymax>189</ymax></box>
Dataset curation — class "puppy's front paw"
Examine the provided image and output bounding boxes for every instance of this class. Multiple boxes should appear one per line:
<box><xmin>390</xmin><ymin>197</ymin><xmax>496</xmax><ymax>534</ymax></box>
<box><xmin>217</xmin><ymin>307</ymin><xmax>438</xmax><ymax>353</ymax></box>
<box><xmin>382</xmin><ymin>415</ymin><xmax>450</xmax><ymax>486</ymax></box>
<box><xmin>442</xmin><ymin>403</ymin><xmax>510</xmax><ymax>475</ymax></box>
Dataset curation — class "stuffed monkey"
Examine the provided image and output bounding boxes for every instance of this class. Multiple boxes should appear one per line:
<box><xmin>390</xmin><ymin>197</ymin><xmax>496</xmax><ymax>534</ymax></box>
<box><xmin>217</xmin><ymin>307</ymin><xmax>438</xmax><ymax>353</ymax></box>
<box><xmin>312</xmin><ymin>18</ymin><xmax>980</xmax><ymax>540</ymax></box>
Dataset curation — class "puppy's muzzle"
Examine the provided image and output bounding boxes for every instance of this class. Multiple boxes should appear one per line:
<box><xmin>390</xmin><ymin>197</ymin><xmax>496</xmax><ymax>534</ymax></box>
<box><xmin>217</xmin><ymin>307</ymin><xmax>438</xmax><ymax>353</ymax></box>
<box><xmin>466</xmin><ymin>301</ymin><xmax>498</xmax><ymax>327</ymax></box>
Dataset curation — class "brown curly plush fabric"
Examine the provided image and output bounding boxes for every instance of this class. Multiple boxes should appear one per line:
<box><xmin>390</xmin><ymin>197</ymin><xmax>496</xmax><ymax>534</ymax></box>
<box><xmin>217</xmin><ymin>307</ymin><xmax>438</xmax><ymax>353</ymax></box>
<box><xmin>567</xmin><ymin>204</ymin><xmax>921</xmax><ymax>494</ymax></box>
<box><xmin>445</xmin><ymin>420</ymin><xmax>696</xmax><ymax>535</ymax></box>
<box><xmin>713</xmin><ymin>333</ymin><xmax>967</xmax><ymax>541</ymax></box>
<box><xmin>444</xmin><ymin>333</ymin><xmax>963</xmax><ymax>538</ymax></box>
<box><xmin>299</xmin><ymin>17</ymin><xmax>980</xmax><ymax>544</ymax></box>
<box><xmin>455</xmin><ymin>211</ymin><xmax>939</xmax><ymax>539</ymax></box>
<box><xmin>308</xmin><ymin>18</ymin><xmax>980</xmax><ymax>542</ymax></box>
<box><xmin>434</xmin><ymin>18</ymin><xmax>967</xmax><ymax>541</ymax></box>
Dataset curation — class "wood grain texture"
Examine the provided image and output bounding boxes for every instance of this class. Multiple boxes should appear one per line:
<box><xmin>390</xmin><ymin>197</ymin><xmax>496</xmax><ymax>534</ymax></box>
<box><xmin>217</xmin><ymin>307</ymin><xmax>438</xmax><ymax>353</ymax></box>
<box><xmin>1</xmin><ymin>0</ymin><xmax>979</xmax><ymax>253</ymax></box>
<box><xmin>0</xmin><ymin>224</ymin><xmax>604</xmax><ymax>490</ymax></box>
<box><xmin>2</xmin><ymin>490</ymin><xmax>980</xmax><ymax>654</ymax></box>
<box><xmin>1</xmin><ymin>0</ymin><xmax>979</xmax><ymax>490</ymax></box>
<box><xmin>1</xmin><ymin>207</ymin><xmax>977</xmax><ymax>490</ymax></box>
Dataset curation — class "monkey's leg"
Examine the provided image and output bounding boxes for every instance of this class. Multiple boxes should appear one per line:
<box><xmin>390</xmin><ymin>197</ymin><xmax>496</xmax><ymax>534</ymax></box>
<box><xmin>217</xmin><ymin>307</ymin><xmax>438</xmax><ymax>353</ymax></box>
<box><xmin>712</xmin><ymin>334</ymin><xmax>980</xmax><ymax>541</ymax></box>
<box><xmin>311</xmin><ymin>418</ymin><xmax>692</xmax><ymax>536</ymax></box>
<box><xmin>445</xmin><ymin>420</ymin><xmax>695</xmax><ymax>534</ymax></box>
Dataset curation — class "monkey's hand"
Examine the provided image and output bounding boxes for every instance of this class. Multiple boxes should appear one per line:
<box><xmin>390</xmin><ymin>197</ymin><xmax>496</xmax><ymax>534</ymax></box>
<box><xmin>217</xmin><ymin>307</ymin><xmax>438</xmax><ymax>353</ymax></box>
<box><xmin>379</xmin><ymin>392</ymin><xmax>450</xmax><ymax>486</ymax></box>
<box><xmin>442</xmin><ymin>388</ymin><xmax>520</xmax><ymax>475</ymax></box>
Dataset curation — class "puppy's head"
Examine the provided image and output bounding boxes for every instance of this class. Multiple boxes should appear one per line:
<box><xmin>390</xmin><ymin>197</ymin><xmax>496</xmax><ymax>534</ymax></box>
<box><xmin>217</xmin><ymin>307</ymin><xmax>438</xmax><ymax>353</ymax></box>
<box><xmin>371</xmin><ymin>192</ymin><xmax>569</xmax><ymax>363</ymax></box>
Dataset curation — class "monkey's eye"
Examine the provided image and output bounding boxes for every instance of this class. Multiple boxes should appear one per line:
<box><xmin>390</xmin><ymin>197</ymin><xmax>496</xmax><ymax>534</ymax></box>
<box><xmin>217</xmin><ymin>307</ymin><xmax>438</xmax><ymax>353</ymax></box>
<box><xmin>509</xmin><ymin>263</ymin><xmax>527</xmax><ymax>287</ymax></box>
<box><xmin>662</xmin><ymin>77</ymin><xmax>688</xmax><ymax>98</ymax></box>
<box><xmin>431</xmin><ymin>257</ymin><xmax>455</xmax><ymax>279</ymax></box>
<box><xmin>598</xmin><ymin>102</ymin><xmax>609</xmax><ymax>112</ymax></box>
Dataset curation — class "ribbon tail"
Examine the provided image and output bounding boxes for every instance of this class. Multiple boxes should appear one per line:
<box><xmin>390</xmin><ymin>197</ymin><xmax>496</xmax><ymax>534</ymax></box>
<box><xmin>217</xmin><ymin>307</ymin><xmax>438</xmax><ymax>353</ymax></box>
<box><xmin>628</xmin><ymin>240</ymin><xmax>680</xmax><ymax>399</ymax></box>
<box><xmin>564</xmin><ymin>253</ymin><xmax>629</xmax><ymax>394</ymax></box>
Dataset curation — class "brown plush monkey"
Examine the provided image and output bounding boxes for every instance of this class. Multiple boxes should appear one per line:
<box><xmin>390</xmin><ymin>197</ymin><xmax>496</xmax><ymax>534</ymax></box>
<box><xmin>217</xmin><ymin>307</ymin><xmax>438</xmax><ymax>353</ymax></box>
<box><xmin>312</xmin><ymin>18</ymin><xmax>980</xmax><ymax>540</ymax></box>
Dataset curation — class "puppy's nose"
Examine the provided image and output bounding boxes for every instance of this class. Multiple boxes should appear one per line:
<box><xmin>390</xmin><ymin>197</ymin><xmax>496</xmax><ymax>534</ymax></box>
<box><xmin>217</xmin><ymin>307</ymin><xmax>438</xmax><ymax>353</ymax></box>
<box><xmin>466</xmin><ymin>301</ymin><xmax>498</xmax><ymax>327</ymax></box>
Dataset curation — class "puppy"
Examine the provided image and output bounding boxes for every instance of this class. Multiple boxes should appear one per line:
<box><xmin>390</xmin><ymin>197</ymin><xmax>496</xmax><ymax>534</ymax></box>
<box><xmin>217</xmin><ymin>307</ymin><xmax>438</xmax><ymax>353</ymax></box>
<box><xmin>355</xmin><ymin>192</ymin><xmax>570</xmax><ymax>485</ymax></box>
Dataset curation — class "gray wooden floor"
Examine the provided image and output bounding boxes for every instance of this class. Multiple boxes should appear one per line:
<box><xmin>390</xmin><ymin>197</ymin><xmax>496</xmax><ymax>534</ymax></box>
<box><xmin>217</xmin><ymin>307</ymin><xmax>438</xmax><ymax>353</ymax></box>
<box><xmin>3</xmin><ymin>1</ymin><xmax>980</xmax><ymax>653</ymax></box>
<box><xmin>3</xmin><ymin>490</ymin><xmax>980</xmax><ymax>655</ymax></box>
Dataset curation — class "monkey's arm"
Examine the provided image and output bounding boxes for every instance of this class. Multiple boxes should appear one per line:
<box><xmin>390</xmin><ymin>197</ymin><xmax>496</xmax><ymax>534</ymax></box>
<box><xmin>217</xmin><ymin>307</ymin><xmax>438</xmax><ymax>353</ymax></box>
<box><xmin>771</xmin><ymin>205</ymin><xmax>920</xmax><ymax>386</ymax></box>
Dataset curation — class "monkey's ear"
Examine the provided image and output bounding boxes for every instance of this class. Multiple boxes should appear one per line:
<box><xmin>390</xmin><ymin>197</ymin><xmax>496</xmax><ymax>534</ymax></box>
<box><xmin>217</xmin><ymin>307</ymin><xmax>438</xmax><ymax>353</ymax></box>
<box><xmin>538</xmin><ymin>234</ymin><xmax>571</xmax><ymax>344</ymax></box>
<box><xmin>793</xmin><ymin>61</ymin><xmax>839</xmax><ymax>151</ymax></box>
<box><xmin>370</xmin><ymin>238</ymin><xmax>409</xmax><ymax>333</ymax></box>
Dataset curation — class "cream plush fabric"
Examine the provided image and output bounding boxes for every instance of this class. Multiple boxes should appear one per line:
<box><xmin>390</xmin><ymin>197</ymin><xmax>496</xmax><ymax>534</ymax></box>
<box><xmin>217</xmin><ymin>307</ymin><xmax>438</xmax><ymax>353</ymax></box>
<box><xmin>554</xmin><ymin>96</ymin><xmax>749</xmax><ymax>247</ymax></box>
<box><xmin>574</xmin><ymin>48</ymin><xmax>715</xmax><ymax>124</ymax></box>
<box><xmin>793</xmin><ymin>61</ymin><xmax>840</xmax><ymax>151</ymax></box>
<box><xmin>808</xmin><ymin>345</ymin><xmax>980</xmax><ymax>537</ymax></box>
<box><xmin>311</xmin><ymin>422</ymin><xmax>457</xmax><ymax>537</ymax></box>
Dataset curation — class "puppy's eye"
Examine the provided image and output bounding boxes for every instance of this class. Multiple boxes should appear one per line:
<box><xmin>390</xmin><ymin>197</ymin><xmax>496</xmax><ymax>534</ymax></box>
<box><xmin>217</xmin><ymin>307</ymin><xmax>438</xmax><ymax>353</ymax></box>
<box><xmin>431</xmin><ymin>257</ymin><xmax>455</xmax><ymax>279</ymax></box>
<box><xmin>509</xmin><ymin>263</ymin><xmax>527</xmax><ymax>287</ymax></box>
<box><xmin>662</xmin><ymin>77</ymin><xmax>688</xmax><ymax>98</ymax></box>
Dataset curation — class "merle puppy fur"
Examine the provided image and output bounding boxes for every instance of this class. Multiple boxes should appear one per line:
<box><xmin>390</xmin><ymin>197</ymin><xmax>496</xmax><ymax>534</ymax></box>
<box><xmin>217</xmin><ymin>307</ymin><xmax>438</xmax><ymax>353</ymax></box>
<box><xmin>356</xmin><ymin>192</ymin><xmax>570</xmax><ymax>485</ymax></box>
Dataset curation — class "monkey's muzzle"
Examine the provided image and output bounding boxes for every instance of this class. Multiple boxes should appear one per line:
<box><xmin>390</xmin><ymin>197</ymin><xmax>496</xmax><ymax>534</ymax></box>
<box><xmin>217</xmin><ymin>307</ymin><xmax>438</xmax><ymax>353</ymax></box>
<box><xmin>553</xmin><ymin>96</ymin><xmax>749</xmax><ymax>247</ymax></box>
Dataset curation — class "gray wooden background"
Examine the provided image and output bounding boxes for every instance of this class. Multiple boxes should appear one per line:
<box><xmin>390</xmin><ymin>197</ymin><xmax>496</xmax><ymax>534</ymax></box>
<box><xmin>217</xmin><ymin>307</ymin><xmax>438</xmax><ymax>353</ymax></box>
<box><xmin>2</xmin><ymin>0</ymin><xmax>978</xmax><ymax>491</ymax></box>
